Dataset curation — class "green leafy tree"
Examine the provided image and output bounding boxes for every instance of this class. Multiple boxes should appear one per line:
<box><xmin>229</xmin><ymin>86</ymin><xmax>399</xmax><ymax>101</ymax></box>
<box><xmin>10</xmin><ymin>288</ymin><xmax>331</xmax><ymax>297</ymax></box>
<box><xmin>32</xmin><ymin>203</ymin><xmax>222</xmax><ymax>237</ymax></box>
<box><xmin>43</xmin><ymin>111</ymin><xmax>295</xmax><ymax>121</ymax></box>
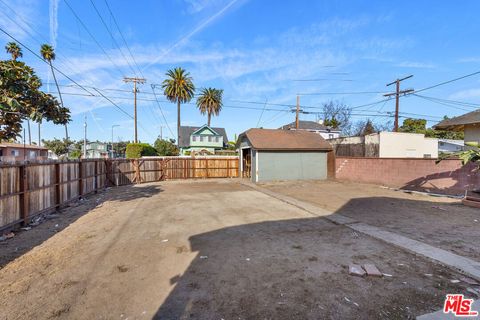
<box><xmin>437</xmin><ymin>142</ymin><xmax>480</xmax><ymax>168</ymax></box>
<box><xmin>154</xmin><ymin>138</ymin><xmax>179</xmax><ymax>156</ymax></box>
<box><xmin>126</xmin><ymin>143</ymin><xmax>157</xmax><ymax>158</ymax></box>
<box><xmin>196</xmin><ymin>88</ymin><xmax>223</xmax><ymax>126</ymax></box>
<box><xmin>0</xmin><ymin>58</ymin><xmax>70</xmax><ymax>141</ymax></box>
<box><xmin>112</xmin><ymin>141</ymin><xmax>129</xmax><ymax>158</ymax></box>
<box><xmin>42</xmin><ymin>138</ymin><xmax>74</xmax><ymax>157</ymax></box>
<box><xmin>40</xmin><ymin>44</ymin><xmax>69</xmax><ymax>140</ymax></box>
<box><xmin>399</xmin><ymin>118</ymin><xmax>427</xmax><ymax>134</ymax></box>
<box><xmin>161</xmin><ymin>67</ymin><xmax>195</xmax><ymax>144</ymax></box>
<box><xmin>5</xmin><ymin>42</ymin><xmax>22</xmax><ymax>60</ymax></box>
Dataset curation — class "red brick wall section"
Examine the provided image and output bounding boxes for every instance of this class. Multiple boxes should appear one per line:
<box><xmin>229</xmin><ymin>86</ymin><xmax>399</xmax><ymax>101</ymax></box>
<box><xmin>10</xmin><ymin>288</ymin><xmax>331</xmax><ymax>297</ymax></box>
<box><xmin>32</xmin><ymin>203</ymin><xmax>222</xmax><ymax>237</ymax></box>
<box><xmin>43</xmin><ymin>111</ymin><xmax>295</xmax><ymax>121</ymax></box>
<box><xmin>335</xmin><ymin>157</ymin><xmax>480</xmax><ymax>196</ymax></box>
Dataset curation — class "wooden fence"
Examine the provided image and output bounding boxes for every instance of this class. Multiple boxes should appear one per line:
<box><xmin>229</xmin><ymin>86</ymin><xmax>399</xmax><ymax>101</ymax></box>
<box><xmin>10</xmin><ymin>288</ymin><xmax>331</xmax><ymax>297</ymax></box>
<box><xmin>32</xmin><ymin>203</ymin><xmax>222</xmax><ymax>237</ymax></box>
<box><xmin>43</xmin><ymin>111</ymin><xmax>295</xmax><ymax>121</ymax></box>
<box><xmin>0</xmin><ymin>157</ymin><xmax>239</xmax><ymax>231</ymax></box>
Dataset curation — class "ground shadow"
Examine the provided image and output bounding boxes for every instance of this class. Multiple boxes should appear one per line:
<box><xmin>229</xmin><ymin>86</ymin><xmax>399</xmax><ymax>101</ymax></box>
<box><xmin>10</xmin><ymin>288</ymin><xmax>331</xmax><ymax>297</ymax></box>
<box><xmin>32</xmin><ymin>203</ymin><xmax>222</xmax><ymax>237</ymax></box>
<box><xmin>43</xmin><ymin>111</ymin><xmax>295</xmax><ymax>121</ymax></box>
<box><xmin>153</xmin><ymin>196</ymin><xmax>475</xmax><ymax>320</ymax></box>
<box><xmin>401</xmin><ymin>164</ymin><xmax>479</xmax><ymax>195</ymax></box>
<box><xmin>0</xmin><ymin>183</ymin><xmax>163</xmax><ymax>268</ymax></box>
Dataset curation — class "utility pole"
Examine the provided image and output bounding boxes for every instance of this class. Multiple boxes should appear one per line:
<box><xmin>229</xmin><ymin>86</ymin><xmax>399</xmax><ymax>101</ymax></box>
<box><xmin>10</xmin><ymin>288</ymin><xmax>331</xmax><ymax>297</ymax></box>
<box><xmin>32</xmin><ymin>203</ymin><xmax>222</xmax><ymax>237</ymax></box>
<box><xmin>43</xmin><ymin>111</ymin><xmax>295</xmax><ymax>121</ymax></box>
<box><xmin>83</xmin><ymin>114</ymin><xmax>87</xmax><ymax>159</ymax></box>
<box><xmin>384</xmin><ymin>75</ymin><xmax>414</xmax><ymax>132</ymax></box>
<box><xmin>123</xmin><ymin>77</ymin><xmax>146</xmax><ymax>143</ymax></box>
<box><xmin>295</xmin><ymin>95</ymin><xmax>300</xmax><ymax>129</ymax></box>
<box><xmin>160</xmin><ymin>126</ymin><xmax>163</xmax><ymax>140</ymax></box>
<box><xmin>38</xmin><ymin>122</ymin><xmax>41</xmax><ymax>146</ymax></box>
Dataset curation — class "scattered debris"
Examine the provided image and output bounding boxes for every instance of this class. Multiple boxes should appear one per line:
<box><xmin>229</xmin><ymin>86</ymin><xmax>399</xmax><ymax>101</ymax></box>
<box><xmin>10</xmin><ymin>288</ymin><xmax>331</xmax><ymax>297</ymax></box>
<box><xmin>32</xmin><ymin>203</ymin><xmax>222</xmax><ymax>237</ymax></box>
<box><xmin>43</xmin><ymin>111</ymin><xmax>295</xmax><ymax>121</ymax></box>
<box><xmin>161</xmin><ymin>239</ymin><xmax>169</xmax><ymax>243</ymax></box>
<box><xmin>21</xmin><ymin>227</ymin><xmax>31</xmax><ymax>231</ymax></box>
<box><xmin>474</xmin><ymin>219</ymin><xmax>478</xmax><ymax>223</ymax></box>
<box><xmin>431</xmin><ymin>206</ymin><xmax>447</xmax><ymax>211</ymax></box>
<box><xmin>46</xmin><ymin>214</ymin><xmax>60</xmax><ymax>219</ymax></box>
<box><xmin>450</xmin><ymin>279</ymin><xmax>460</xmax><ymax>284</ymax></box>
<box><xmin>362</xmin><ymin>264</ymin><xmax>383</xmax><ymax>277</ymax></box>
<box><xmin>245</xmin><ymin>258</ymin><xmax>250</xmax><ymax>261</ymax></box>
<box><xmin>383</xmin><ymin>273</ymin><xmax>393</xmax><ymax>277</ymax></box>
<box><xmin>0</xmin><ymin>232</ymin><xmax>15</xmax><ymax>241</ymax></box>
<box><xmin>424</xmin><ymin>273</ymin><xmax>433</xmax><ymax>277</ymax></box>
<box><xmin>54</xmin><ymin>224</ymin><xmax>59</xmax><ymax>228</ymax></box>
<box><xmin>460</xmin><ymin>277</ymin><xmax>480</xmax><ymax>286</ymax></box>
<box><xmin>344</xmin><ymin>297</ymin><xmax>359</xmax><ymax>307</ymax></box>
<box><xmin>349</xmin><ymin>264</ymin><xmax>366</xmax><ymax>277</ymax></box>
<box><xmin>199</xmin><ymin>255</ymin><xmax>208</xmax><ymax>259</ymax></box>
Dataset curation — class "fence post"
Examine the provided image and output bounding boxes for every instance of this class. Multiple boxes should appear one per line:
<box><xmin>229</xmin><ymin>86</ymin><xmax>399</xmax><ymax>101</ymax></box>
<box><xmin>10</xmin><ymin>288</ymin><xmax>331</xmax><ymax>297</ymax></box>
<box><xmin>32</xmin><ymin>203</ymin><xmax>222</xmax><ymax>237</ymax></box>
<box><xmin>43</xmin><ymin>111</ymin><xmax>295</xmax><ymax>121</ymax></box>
<box><xmin>94</xmin><ymin>160</ymin><xmax>98</xmax><ymax>193</ymax></box>
<box><xmin>78</xmin><ymin>160</ymin><xmax>83</xmax><ymax>198</ymax></box>
<box><xmin>18</xmin><ymin>164</ymin><xmax>29</xmax><ymax>225</ymax></box>
<box><xmin>206</xmin><ymin>159</ymin><xmax>209</xmax><ymax>178</ymax></box>
<box><xmin>55</xmin><ymin>162</ymin><xmax>61</xmax><ymax>208</ymax></box>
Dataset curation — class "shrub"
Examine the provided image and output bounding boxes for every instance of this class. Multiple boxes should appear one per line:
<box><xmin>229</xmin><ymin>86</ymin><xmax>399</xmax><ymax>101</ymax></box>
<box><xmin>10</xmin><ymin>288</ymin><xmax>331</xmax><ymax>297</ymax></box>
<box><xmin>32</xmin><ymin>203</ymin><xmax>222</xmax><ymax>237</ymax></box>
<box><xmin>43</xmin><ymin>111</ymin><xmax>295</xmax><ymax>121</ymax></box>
<box><xmin>126</xmin><ymin>143</ymin><xmax>157</xmax><ymax>158</ymax></box>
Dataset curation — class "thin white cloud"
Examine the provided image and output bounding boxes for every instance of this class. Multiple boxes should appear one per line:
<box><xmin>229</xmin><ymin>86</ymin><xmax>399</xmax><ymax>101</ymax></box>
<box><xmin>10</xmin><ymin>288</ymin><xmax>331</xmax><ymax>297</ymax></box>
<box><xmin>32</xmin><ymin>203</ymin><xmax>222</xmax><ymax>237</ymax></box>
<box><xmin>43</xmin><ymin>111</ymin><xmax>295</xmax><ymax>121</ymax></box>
<box><xmin>0</xmin><ymin>0</ymin><xmax>38</xmax><ymax>41</ymax></box>
<box><xmin>395</xmin><ymin>61</ymin><xmax>436</xmax><ymax>69</ymax></box>
<box><xmin>450</xmin><ymin>88</ymin><xmax>480</xmax><ymax>100</ymax></box>
<box><xmin>49</xmin><ymin>0</ymin><xmax>59</xmax><ymax>47</ymax></box>
<box><xmin>141</xmin><ymin>0</ymin><xmax>241</xmax><ymax>71</ymax></box>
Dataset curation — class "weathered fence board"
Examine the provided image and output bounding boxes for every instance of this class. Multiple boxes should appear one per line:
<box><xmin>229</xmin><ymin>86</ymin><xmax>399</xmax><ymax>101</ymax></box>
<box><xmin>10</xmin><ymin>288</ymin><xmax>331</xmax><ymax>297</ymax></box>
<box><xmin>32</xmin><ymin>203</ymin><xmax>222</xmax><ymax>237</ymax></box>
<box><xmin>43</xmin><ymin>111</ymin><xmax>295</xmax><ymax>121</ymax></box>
<box><xmin>0</xmin><ymin>156</ymin><xmax>239</xmax><ymax>231</ymax></box>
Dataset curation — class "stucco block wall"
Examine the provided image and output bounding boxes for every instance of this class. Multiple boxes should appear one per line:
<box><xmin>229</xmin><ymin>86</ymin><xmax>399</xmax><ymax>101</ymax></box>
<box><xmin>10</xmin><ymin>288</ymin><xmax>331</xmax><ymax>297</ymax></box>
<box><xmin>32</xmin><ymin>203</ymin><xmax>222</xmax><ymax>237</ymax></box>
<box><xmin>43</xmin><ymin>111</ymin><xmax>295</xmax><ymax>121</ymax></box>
<box><xmin>256</xmin><ymin>151</ymin><xmax>327</xmax><ymax>182</ymax></box>
<box><xmin>378</xmin><ymin>132</ymin><xmax>438</xmax><ymax>158</ymax></box>
<box><xmin>335</xmin><ymin>157</ymin><xmax>479</xmax><ymax>195</ymax></box>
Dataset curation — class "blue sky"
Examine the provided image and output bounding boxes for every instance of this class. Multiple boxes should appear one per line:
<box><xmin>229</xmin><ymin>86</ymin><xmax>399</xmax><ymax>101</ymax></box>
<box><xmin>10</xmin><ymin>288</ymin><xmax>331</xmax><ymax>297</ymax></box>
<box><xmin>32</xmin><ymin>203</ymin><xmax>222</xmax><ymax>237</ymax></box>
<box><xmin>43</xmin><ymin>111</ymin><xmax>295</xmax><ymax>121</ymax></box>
<box><xmin>1</xmin><ymin>0</ymin><xmax>480</xmax><ymax>143</ymax></box>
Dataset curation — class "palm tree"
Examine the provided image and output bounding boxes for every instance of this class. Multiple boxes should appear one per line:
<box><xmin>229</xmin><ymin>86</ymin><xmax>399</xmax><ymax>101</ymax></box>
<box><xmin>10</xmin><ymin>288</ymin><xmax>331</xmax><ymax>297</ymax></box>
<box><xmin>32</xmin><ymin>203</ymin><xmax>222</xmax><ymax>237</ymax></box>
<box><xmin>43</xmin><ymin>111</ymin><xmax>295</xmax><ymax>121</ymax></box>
<box><xmin>161</xmin><ymin>67</ymin><xmax>195</xmax><ymax>144</ymax></box>
<box><xmin>196</xmin><ymin>88</ymin><xmax>223</xmax><ymax>126</ymax></box>
<box><xmin>5</xmin><ymin>42</ymin><xmax>22</xmax><ymax>60</ymax></box>
<box><xmin>40</xmin><ymin>44</ymin><xmax>69</xmax><ymax>140</ymax></box>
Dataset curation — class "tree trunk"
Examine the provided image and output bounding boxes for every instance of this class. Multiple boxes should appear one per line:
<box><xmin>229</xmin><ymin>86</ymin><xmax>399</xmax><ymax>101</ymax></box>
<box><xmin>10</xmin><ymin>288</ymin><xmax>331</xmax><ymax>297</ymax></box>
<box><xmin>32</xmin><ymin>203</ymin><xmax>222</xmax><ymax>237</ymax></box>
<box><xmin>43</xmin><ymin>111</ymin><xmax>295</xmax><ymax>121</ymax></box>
<box><xmin>50</xmin><ymin>62</ymin><xmax>68</xmax><ymax>141</ymax></box>
<box><xmin>38</xmin><ymin>121</ymin><xmax>41</xmax><ymax>146</ymax></box>
<box><xmin>208</xmin><ymin>113</ymin><xmax>211</xmax><ymax>127</ymax></box>
<box><xmin>177</xmin><ymin>100</ymin><xmax>181</xmax><ymax>145</ymax></box>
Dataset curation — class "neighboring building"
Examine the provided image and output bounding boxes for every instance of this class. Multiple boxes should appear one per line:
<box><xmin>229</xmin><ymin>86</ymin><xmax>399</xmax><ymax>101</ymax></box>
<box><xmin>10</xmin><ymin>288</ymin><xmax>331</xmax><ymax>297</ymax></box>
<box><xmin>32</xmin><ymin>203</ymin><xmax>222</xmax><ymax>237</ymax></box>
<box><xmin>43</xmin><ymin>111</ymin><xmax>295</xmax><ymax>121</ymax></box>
<box><xmin>178</xmin><ymin>125</ymin><xmax>228</xmax><ymax>155</ymax></box>
<box><xmin>434</xmin><ymin>110</ymin><xmax>480</xmax><ymax>145</ymax></box>
<box><xmin>82</xmin><ymin>142</ymin><xmax>110</xmax><ymax>159</ymax></box>
<box><xmin>237</xmin><ymin>128</ymin><xmax>334</xmax><ymax>183</ymax></box>
<box><xmin>0</xmin><ymin>143</ymin><xmax>48</xmax><ymax>162</ymax></box>
<box><xmin>329</xmin><ymin>132</ymin><xmax>438</xmax><ymax>158</ymax></box>
<box><xmin>438</xmin><ymin>139</ymin><xmax>465</xmax><ymax>154</ymax></box>
<box><xmin>279</xmin><ymin>120</ymin><xmax>341</xmax><ymax>140</ymax></box>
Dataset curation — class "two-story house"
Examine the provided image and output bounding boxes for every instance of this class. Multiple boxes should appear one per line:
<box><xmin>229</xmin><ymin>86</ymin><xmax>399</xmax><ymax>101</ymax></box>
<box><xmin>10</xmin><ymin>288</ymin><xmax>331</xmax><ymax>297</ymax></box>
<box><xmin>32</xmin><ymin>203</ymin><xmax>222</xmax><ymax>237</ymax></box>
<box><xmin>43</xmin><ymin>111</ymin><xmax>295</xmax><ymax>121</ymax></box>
<box><xmin>82</xmin><ymin>142</ymin><xmax>110</xmax><ymax>159</ymax></box>
<box><xmin>0</xmin><ymin>143</ymin><xmax>48</xmax><ymax>162</ymax></box>
<box><xmin>178</xmin><ymin>125</ymin><xmax>229</xmax><ymax>155</ymax></box>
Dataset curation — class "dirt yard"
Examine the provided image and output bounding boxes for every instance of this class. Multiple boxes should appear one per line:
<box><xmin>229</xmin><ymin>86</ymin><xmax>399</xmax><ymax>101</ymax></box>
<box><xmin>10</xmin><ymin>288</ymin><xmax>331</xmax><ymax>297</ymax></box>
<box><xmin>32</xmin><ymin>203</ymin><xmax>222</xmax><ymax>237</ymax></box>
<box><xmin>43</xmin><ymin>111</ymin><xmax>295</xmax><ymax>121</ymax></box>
<box><xmin>262</xmin><ymin>180</ymin><xmax>480</xmax><ymax>261</ymax></box>
<box><xmin>0</xmin><ymin>179</ymin><xmax>476</xmax><ymax>319</ymax></box>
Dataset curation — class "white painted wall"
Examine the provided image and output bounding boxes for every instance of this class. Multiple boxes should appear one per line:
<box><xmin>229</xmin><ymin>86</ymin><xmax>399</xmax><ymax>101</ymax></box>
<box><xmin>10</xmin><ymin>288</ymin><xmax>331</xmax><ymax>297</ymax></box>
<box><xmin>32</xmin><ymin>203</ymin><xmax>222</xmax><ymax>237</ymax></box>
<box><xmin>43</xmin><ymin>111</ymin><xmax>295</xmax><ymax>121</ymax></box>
<box><xmin>378</xmin><ymin>132</ymin><xmax>438</xmax><ymax>158</ymax></box>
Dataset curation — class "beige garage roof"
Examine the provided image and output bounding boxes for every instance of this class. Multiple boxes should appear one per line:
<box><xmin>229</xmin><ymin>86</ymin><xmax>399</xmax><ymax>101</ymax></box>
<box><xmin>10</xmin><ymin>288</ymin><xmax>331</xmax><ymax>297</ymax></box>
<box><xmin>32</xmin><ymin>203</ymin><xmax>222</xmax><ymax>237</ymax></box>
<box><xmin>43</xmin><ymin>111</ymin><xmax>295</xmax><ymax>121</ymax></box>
<box><xmin>238</xmin><ymin>128</ymin><xmax>333</xmax><ymax>151</ymax></box>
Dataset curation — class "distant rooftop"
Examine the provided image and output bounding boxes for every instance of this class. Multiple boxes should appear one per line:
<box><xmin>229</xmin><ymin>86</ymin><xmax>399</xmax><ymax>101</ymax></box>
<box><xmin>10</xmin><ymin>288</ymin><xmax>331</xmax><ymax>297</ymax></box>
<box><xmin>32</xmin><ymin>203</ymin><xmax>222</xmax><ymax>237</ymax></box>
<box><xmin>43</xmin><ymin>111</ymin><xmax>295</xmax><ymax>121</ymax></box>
<box><xmin>279</xmin><ymin>120</ymin><xmax>340</xmax><ymax>131</ymax></box>
<box><xmin>0</xmin><ymin>142</ymin><xmax>48</xmax><ymax>150</ymax></box>
<box><xmin>179</xmin><ymin>125</ymin><xmax>228</xmax><ymax>148</ymax></box>
<box><xmin>434</xmin><ymin>109</ymin><xmax>480</xmax><ymax>130</ymax></box>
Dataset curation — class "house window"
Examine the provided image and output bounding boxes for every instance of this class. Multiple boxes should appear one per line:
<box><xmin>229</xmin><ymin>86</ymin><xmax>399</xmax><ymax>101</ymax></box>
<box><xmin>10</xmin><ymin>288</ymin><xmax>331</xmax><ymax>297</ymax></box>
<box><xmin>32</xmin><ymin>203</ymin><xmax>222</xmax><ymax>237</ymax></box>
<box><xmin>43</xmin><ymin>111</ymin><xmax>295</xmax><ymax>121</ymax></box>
<box><xmin>328</xmin><ymin>134</ymin><xmax>334</xmax><ymax>139</ymax></box>
<box><xmin>11</xmin><ymin>149</ymin><xmax>19</xmax><ymax>156</ymax></box>
<box><xmin>200</xmin><ymin>136</ymin><xmax>205</xmax><ymax>142</ymax></box>
<box><xmin>208</xmin><ymin>136</ymin><xmax>213</xmax><ymax>142</ymax></box>
<box><xmin>29</xmin><ymin>150</ymin><xmax>36</xmax><ymax>158</ymax></box>
<box><xmin>192</xmin><ymin>136</ymin><xmax>197</xmax><ymax>142</ymax></box>
<box><xmin>423</xmin><ymin>154</ymin><xmax>432</xmax><ymax>158</ymax></box>
<box><xmin>215</xmin><ymin>136</ymin><xmax>219</xmax><ymax>142</ymax></box>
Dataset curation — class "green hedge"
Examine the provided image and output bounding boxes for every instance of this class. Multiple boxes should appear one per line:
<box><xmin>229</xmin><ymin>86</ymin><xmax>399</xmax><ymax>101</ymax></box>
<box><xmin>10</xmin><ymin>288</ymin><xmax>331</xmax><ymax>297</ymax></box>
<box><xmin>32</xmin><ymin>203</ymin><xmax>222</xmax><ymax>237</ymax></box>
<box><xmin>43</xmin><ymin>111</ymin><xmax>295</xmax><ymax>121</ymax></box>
<box><xmin>125</xmin><ymin>143</ymin><xmax>157</xmax><ymax>158</ymax></box>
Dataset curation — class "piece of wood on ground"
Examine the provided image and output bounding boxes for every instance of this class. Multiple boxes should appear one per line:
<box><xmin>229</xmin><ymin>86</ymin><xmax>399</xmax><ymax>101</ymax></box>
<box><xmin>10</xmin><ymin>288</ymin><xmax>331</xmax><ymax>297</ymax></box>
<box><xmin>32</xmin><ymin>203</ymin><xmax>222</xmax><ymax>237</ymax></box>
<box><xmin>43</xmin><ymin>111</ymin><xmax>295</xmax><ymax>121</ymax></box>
<box><xmin>362</xmin><ymin>264</ymin><xmax>383</xmax><ymax>277</ymax></box>
<box><xmin>349</xmin><ymin>264</ymin><xmax>366</xmax><ymax>277</ymax></box>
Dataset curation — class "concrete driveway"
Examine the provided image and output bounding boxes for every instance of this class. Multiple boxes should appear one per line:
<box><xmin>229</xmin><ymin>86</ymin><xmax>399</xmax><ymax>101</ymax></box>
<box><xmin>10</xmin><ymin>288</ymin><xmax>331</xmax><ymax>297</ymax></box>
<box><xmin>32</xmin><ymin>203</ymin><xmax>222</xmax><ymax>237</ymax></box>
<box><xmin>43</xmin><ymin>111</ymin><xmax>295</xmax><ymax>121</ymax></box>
<box><xmin>0</xmin><ymin>179</ymin><xmax>473</xmax><ymax>319</ymax></box>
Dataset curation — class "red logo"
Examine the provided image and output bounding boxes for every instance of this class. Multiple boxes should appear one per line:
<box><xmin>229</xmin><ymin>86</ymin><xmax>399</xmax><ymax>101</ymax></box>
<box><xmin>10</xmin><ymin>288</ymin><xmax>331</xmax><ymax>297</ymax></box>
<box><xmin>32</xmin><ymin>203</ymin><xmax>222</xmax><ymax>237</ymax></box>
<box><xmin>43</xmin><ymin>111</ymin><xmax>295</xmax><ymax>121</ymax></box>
<box><xmin>443</xmin><ymin>294</ymin><xmax>478</xmax><ymax>317</ymax></box>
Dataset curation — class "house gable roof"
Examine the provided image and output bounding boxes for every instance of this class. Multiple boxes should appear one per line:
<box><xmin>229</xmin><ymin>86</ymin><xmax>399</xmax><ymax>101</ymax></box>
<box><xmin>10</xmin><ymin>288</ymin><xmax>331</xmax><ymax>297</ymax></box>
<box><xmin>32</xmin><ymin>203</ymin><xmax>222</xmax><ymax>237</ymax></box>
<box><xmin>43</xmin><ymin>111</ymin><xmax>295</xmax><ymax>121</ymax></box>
<box><xmin>191</xmin><ymin>125</ymin><xmax>220</xmax><ymax>136</ymax></box>
<box><xmin>179</xmin><ymin>125</ymin><xmax>228</xmax><ymax>148</ymax></box>
<box><xmin>237</xmin><ymin>128</ymin><xmax>332</xmax><ymax>151</ymax></box>
<box><xmin>279</xmin><ymin>120</ymin><xmax>340</xmax><ymax>132</ymax></box>
<box><xmin>434</xmin><ymin>109</ymin><xmax>480</xmax><ymax>130</ymax></box>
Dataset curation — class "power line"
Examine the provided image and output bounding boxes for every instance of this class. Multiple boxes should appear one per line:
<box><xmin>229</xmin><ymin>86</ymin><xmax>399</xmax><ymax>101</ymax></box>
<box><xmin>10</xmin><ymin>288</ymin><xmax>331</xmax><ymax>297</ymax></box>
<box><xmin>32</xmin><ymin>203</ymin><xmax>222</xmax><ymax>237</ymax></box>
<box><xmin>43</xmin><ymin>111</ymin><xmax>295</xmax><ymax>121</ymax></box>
<box><xmin>64</xmin><ymin>0</ymin><xmax>125</xmax><ymax>77</ymax></box>
<box><xmin>89</xmin><ymin>0</ymin><xmax>137</xmax><ymax>76</ymax></box>
<box><xmin>103</xmin><ymin>0</ymin><xmax>144</xmax><ymax>78</ymax></box>
<box><xmin>415</xmin><ymin>70</ymin><xmax>480</xmax><ymax>94</ymax></box>
<box><xmin>151</xmin><ymin>85</ymin><xmax>175</xmax><ymax>138</ymax></box>
<box><xmin>297</xmin><ymin>91</ymin><xmax>387</xmax><ymax>96</ymax></box>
